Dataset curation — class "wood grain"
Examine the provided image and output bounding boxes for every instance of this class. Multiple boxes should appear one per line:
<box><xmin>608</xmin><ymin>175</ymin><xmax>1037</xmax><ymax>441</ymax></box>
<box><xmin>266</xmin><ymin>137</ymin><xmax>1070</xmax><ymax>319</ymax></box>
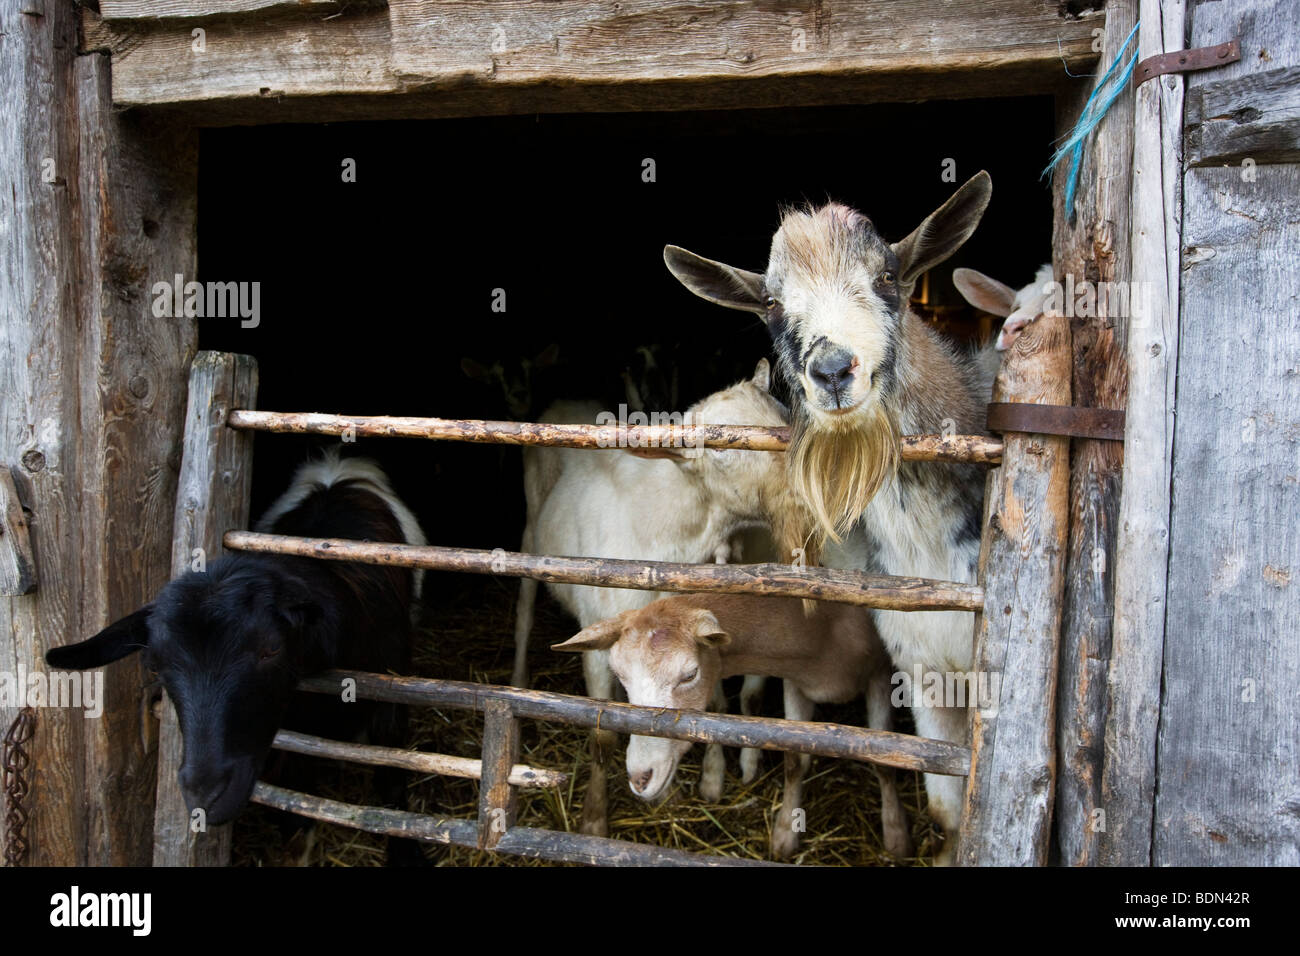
<box><xmin>0</xmin><ymin>469</ymin><xmax>37</xmax><ymax>596</ymax></box>
<box><xmin>957</xmin><ymin>309</ymin><xmax>1072</xmax><ymax>866</ymax></box>
<box><xmin>152</xmin><ymin>352</ymin><xmax>258</xmax><ymax>866</ymax></box>
<box><xmin>1049</xmin><ymin>0</ymin><xmax>1135</xmax><ymax>867</ymax></box>
<box><xmin>476</xmin><ymin>699</ymin><xmax>519</xmax><ymax>850</ymax></box>
<box><xmin>1100</xmin><ymin>0</ymin><xmax>1186</xmax><ymax>867</ymax></box>
<box><xmin>223</xmin><ymin>532</ymin><xmax>986</xmax><ymax>612</ymax></box>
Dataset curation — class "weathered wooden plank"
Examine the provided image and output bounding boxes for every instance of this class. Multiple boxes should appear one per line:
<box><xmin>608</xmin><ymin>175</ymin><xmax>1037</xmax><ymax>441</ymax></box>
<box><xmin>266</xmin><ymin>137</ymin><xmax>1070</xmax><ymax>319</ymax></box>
<box><xmin>80</xmin><ymin>2</ymin><xmax>1102</xmax><ymax>122</ymax></box>
<box><xmin>223</xmin><ymin>532</ymin><xmax>987</xmax><ymax>612</ymax></box>
<box><xmin>1049</xmin><ymin>0</ymin><xmax>1136</xmax><ymax>867</ymax></box>
<box><xmin>1186</xmin><ymin>66</ymin><xmax>1300</xmax><ymax>166</ymax></box>
<box><xmin>2</xmin><ymin>7</ymin><xmax>197</xmax><ymax>865</ymax></box>
<box><xmin>297</xmin><ymin>671</ymin><xmax>972</xmax><ymax>776</ymax></box>
<box><xmin>100</xmin><ymin>0</ymin><xmax>363</xmax><ymax>20</ymax></box>
<box><xmin>476</xmin><ymin>699</ymin><xmax>519</xmax><ymax>850</ymax></box>
<box><xmin>227</xmin><ymin>409</ymin><xmax>1005</xmax><ymax>463</ymax></box>
<box><xmin>271</xmin><ymin>728</ymin><xmax>567</xmax><ymax>789</ymax></box>
<box><xmin>956</xmin><ymin>310</ymin><xmax>1072</xmax><ymax>866</ymax></box>
<box><xmin>1101</xmin><ymin>0</ymin><xmax>1187</xmax><ymax>867</ymax></box>
<box><xmin>152</xmin><ymin>352</ymin><xmax>258</xmax><ymax>866</ymax></box>
<box><xmin>0</xmin><ymin>468</ymin><xmax>37</xmax><ymax>596</ymax></box>
<box><xmin>1152</xmin><ymin>164</ymin><xmax>1300</xmax><ymax>862</ymax></box>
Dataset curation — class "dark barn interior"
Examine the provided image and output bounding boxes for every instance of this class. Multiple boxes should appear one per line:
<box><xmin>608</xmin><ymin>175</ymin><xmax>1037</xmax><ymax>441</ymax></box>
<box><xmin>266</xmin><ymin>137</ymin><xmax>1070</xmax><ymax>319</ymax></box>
<box><xmin>196</xmin><ymin>97</ymin><xmax>1054</xmax><ymax>864</ymax></box>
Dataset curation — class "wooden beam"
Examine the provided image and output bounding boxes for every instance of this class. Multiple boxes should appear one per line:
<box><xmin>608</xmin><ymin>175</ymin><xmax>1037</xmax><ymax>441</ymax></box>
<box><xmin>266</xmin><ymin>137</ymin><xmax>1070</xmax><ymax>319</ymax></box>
<box><xmin>476</xmin><ymin>699</ymin><xmax>519</xmax><ymax>850</ymax></box>
<box><xmin>79</xmin><ymin>2</ymin><xmax>1102</xmax><ymax>123</ymax></box>
<box><xmin>1186</xmin><ymin>66</ymin><xmax>1300</xmax><ymax>166</ymax></box>
<box><xmin>152</xmin><ymin>352</ymin><xmax>258</xmax><ymax>866</ymax></box>
<box><xmin>957</xmin><ymin>309</ymin><xmax>1072</xmax><ymax>866</ymax></box>
<box><xmin>100</xmin><ymin>0</ymin><xmax>364</xmax><ymax>20</ymax></box>
<box><xmin>0</xmin><ymin>469</ymin><xmax>37</xmax><ymax>596</ymax></box>
<box><xmin>222</xmin><ymin>532</ymin><xmax>986</xmax><ymax>613</ymax></box>
<box><xmin>1101</xmin><ymin>0</ymin><xmax>1187</xmax><ymax>867</ymax></box>
<box><xmin>250</xmin><ymin>782</ymin><xmax>782</xmax><ymax>865</ymax></box>
<box><xmin>226</xmin><ymin>409</ymin><xmax>1004</xmax><ymax>464</ymax></box>
<box><xmin>270</xmin><ymin>729</ymin><xmax>567</xmax><ymax>789</ymax></box>
<box><xmin>298</xmin><ymin>671</ymin><xmax>973</xmax><ymax>777</ymax></box>
<box><xmin>1050</xmin><ymin>0</ymin><xmax>1136</xmax><ymax>867</ymax></box>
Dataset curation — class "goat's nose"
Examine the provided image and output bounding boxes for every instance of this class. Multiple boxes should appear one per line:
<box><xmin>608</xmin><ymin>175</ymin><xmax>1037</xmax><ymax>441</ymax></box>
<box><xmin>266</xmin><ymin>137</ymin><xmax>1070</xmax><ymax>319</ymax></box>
<box><xmin>629</xmin><ymin>769</ymin><xmax>653</xmax><ymax>794</ymax></box>
<box><xmin>808</xmin><ymin>349</ymin><xmax>857</xmax><ymax>393</ymax></box>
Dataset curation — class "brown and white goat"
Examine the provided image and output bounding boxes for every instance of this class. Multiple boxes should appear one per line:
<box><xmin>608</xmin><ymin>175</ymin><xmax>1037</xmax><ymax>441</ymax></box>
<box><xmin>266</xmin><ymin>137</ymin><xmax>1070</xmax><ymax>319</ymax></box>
<box><xmin>514</xmin><ymin>361</ymin><xmax>799</xmax><ymax>835</ymax></box>
<box><xmin>953</xmin><ymin>263</ymin><xmax>1054</xmax><ymax>351</ymax></box>
<box><xmin>663</xmin><ymin>172</ymin><xmax>998</xmax><ymax>862</ymax></box>
<box><xmin>553</xmin><ymin>593</ymin><xmax>911</xmax><ymax>861</ymax></box>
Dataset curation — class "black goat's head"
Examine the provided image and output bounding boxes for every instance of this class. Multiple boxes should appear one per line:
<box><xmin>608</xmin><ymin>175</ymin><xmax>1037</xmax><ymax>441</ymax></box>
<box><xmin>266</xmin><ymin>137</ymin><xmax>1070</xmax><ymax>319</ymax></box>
<box><xmin>47</xmin><ymin>557</ymin><xmax>326</xmax><ymax>826</ymax></box>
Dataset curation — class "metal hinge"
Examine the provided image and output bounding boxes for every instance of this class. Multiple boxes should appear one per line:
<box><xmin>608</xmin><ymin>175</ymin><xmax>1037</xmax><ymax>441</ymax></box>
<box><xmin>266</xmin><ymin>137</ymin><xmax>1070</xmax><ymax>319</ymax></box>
<box><xmin>1136</xmin><ymin>39</ymin><xmax>1241</xmax><ymax>87</ymax></box>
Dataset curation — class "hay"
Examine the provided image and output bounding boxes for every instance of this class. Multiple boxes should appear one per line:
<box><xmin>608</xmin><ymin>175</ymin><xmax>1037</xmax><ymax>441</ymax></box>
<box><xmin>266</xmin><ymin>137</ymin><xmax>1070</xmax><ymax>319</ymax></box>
<box><xmin>233</xmin><ymin>576</ymin><xmax>937</xmax><ymax>867</ymax></box>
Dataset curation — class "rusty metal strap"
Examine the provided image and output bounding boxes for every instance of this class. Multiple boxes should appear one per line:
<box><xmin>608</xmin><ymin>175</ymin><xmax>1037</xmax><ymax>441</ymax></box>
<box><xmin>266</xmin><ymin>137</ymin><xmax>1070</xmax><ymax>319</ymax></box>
<box><xmin>987</xmin><ymin>403</ymin><xmax>1125</xmax><ymax>441</ymax></box>
<box><xmin>1136</xmin><ymin>39</ymin><xmax>1240</xmax><ymax>87</ymax></box>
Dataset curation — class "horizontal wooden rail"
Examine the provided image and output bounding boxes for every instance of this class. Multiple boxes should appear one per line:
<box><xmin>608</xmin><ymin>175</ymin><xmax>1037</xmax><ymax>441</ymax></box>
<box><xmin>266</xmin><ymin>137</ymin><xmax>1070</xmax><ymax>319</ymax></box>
<box><xmin>250</xmin><ymin>782</ymin><xmax>781</xmax><ymax>866</ymax></box>
<box><xmin>297</xmin><ymin>671</ymin><xmax>972</xmax><ymax>777</ymax></box>
<box><xmin>270</xmin><ymin>729</ymin><xmax>567</xmax><ymax>789</ymax></box>
<box><xmin>224</xmin><ymin>533</ymin><xmax>985</xmax><ymax>613</ymax></box>
<box><xmin>226</xmin><ymin>410</ymin><xmax>1003</xmax><ymax>464</ymax></box>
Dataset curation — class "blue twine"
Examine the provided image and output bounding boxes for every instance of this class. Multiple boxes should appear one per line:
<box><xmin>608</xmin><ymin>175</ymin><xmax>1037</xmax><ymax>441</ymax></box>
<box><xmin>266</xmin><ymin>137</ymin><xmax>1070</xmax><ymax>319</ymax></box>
<box><xmin>1044</xmin><ymin>22</ymin><xmax>1141</xmax><ymax>219</ymax></box>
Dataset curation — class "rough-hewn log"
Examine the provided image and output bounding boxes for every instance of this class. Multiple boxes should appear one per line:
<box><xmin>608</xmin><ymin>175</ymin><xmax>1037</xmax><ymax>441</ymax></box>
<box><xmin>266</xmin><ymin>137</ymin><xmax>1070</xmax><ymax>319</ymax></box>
<box><xmin>1049</xmin><ymin>0</ymin><xmax>1135</xmax><ymax>867</ymax></box>
<box><xmin>270</xmin><ymin>729</ymin><xmax>567</xmax><ymax>790</ymax></box>
<box><xmin>226</xmin><ymin>409</ymin><xmax>1004</xmax><ymax>464</ymax></box>
<box><xmin>957</xmin><ymin>309</ymin><xmax>1072</xmax><ymax>867</ymax></box>
<box><xmin>79</xmin><ymin>2</ymin><xmax>1101</xmax><ymax>124</ymax></box>
<box><xmin>1101</xmin><ymin>0</ymin><xmax>1187</xmax><ymax>867</ymax></box>
<box><xmin>2</xmin><ymin>9</ymin><xmax>197</xmax><ymax>865</ymax></box>
<box><xmin>298</xmin><ymin>671</ymin><xmax>972</xmax><ymax>777</ymax></box>
<box><xmin>250</xmin><ymin>782</ymin><xmax>781</xmax><ymax>865</ymax></box>
<box><xmin>153</xmin><ymin>353</ymin><xmax>258</xmax><ymax>867</ymax></box>
<box><xmin>477</xmin><ymin>700</ymin><xmax>519</xmax><ymax>850</ymax></box>
<box><xmin>223</xmin><ymin>532</ymin><xmax>985</xmax><ymax>613</ymax></box>
<box><xmin>100</xmin><ymin>0</ymin><xmax>365</xmax><ymax>19</ymax></box>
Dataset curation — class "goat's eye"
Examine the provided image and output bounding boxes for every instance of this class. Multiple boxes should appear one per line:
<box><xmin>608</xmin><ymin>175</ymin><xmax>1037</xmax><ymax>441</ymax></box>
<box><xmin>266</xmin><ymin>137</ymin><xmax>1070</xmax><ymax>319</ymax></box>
<box><xmin>880</xmin><ymin>271</ymin><xmax>896</xmax><ymax>284</ymax></box>
<box><xmin>765</xmin><ymin>296</ymin><xmax>777</xmax><ymax>310</ymax></box>
<box><xmin>258</xmin><ymin>647</ymin><xmax>281</xmax><ymax>662</ymax></box>
<box><xmin>679</xmin><ymin>667</ymin><xmax>699</xmax><ymax>685</ymax></box>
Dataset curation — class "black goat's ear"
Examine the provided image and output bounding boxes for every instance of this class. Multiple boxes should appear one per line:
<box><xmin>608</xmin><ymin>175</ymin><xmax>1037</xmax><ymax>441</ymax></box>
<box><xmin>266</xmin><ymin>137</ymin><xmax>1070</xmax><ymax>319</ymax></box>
<box><xmin>274</xmin><ymin>577</ymin><xmax>321</xmax><ymax>633</ymax></box>
<box><xmin>45</xmin><ymin>605</ymin><xmax>153</xmax><ymax>669</ymax></box>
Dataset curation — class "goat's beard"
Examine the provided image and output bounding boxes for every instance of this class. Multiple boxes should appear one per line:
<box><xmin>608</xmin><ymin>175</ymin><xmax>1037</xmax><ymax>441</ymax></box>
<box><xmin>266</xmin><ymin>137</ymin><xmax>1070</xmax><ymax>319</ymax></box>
<box><xmin>788</xmin><ymin>400</ymin><xmax>900</xmax><ymax>545</ymax></box>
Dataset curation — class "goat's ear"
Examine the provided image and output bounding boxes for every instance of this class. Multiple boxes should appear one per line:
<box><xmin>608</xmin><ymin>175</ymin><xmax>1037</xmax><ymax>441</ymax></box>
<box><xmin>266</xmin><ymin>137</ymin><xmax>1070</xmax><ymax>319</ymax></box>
<box><xmin>892</xmin><ymin>171</ymin><xmax>992</xmax><ymax>287</ymax></box>
<box><xmin>461</xmin><ymin>357</ymin><xmax>493</xmax><ymax>382</ymax></box>
<box><xmin>664</xmin><ymin>245</ymin><xmax>766</xmax><ymax>316</ymax></box>
<box><xmin>274</xmin><ymin>577</ymin><xmax>322</xmax><ymax>634</ymax></box>
<box><xmin>551</xmin><ymin>614</ymin><xmax>626</xmax><ymax>653</ymax></box>
<box><xmin>624</xmin><ymin>445</ymin><xmax>685</xmax><ymax>461</ymax></box>
<box><xmin>751</xmin><ymin>358</ymin><xmax>772</xmax><ymax>392</ymax></box>
<box><xmin>952</xmin><ymin>267</ymin><xmax>1016</xmax><ymax>317</ymax></box>
<box><xmin>45</xmin><ymin>605</ymin><xmax>153</xmax><ymax>669</ymax></box>
<box><xmin>691</xmin><ymin>610</ymin><xmax>730</xmax><ymax>648</ymax></box>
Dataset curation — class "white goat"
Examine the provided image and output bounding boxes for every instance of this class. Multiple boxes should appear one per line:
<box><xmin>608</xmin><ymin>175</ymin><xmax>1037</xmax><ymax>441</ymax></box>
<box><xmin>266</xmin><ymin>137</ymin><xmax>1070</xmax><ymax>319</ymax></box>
<box><xmin>513</xmin><ymin>360</ymin><xmax>796</xmax><ymax>836</ymax></box>
<box><xmin>553</xmin><ymin>592</ymin><xmax>912</xmax><ymax>861</ymax></box>
<box><xmin>953</xmin><ymin>263</ymin><xmax>1053</xmax><ymax>351</ymax></box>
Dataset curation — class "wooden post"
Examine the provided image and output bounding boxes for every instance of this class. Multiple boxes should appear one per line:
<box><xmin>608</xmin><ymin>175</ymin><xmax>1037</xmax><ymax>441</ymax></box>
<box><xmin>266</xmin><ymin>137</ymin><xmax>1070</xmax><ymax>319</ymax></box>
<box><xmin>152</xmin><ymin>352</ymin><xmax>258</xmax><ymax>866</ymax></box>
<box><xmin>1</xmin><ymin>4</ymin><xmax>197</xmax><ymax>865</ymax></box>
<box><xmin>1100</xmin><ymin>0</ymin><xmax>1186</xmax><ymax>866</ymax></box>
<box><xmin>956</xmin><ymin>310</ymin><xmax>1072</xmax><ymax>866</ymax></box>
<box><xmin>477</xmin><ymin>699</ymin><xmax>519</xmax><ymax>850</ymax></box>
<box><xmin>1049</xmin><ymin>0</ymin><xmax>1136</xmax><ymax>866</ymax></box>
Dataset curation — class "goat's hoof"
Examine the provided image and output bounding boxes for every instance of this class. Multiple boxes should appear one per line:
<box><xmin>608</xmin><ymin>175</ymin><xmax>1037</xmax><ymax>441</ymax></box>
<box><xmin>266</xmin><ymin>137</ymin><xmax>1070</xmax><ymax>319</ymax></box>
<box><xmin>740</xmin><ymin>748</ymin><xmax>759</xmax><ymax>784</ymax></box>
<box><xmin>932</xmin><ymin>840</ymin><xmax>956</xmax><ymax>867</ymax></box>
<box><xmin>771</xmin><ymin>828</ymin><xmax>799</xmax><ymax>862</ymax></box>
<box><xmin>884</xmin><ymin>831</ymin><xmax>914</xmax><ymax>860</ymax></box>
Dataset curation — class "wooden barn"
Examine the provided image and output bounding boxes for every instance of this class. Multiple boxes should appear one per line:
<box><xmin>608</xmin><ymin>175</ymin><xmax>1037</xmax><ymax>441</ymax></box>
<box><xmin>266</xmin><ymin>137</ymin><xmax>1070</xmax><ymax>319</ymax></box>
<box><xmin>1</xmin><ymin>0</ymin><xmax>1295</xmax><ymax>869</ymax></box>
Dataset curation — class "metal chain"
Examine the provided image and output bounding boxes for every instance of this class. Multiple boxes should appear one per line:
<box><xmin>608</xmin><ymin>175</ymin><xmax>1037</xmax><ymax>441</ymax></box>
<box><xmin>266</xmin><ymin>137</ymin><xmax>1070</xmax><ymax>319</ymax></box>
<box><xmin>3</xmin><ymin>707</ymin><xmax>37</xmax><ymax>866</ymax></box>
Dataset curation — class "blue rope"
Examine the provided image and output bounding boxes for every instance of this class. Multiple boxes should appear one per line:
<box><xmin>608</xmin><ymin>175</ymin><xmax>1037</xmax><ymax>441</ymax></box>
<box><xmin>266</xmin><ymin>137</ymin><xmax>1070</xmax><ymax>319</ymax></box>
<box><xmin>1044</xmin><ymin>22</ymin><xmax>1141</xmax><ymax>220</ymax></box>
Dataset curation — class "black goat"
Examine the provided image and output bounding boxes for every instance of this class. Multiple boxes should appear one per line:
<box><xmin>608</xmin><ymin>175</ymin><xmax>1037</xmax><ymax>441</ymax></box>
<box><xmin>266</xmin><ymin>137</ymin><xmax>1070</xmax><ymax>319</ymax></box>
<box><xmin>46</xmin><ymin>451</ymin><xmax>427</xmax><ymax>862</ymax></box>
